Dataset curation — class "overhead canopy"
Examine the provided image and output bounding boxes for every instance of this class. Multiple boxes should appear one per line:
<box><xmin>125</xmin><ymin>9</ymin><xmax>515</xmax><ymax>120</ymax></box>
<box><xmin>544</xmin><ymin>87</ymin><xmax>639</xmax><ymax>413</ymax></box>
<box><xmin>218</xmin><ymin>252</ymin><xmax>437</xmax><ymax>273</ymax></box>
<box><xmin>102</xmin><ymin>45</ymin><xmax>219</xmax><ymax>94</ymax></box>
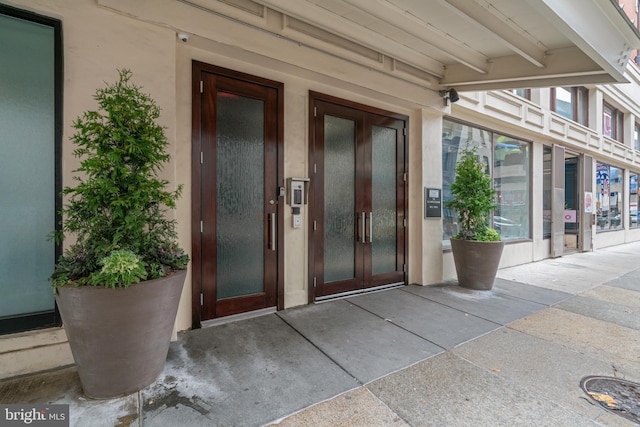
<box><xmin>249</xmin><ymin>0</ymin><xmax>640</xmax><ymax>91</ymax></box>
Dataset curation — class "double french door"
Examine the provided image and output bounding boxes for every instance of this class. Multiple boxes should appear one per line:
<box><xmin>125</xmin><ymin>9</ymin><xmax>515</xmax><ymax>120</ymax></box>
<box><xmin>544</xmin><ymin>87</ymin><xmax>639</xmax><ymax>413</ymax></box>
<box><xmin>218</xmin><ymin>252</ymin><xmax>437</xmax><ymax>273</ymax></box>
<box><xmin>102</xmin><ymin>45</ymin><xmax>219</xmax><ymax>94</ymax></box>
<box><xmin>310</xmin><ymin>93</ymin><xmax>407</xmax><ymax>300</ymax></box>
<box><xmin>192</xmin><ymin>62</ymin><xmax>283</xmax><ymax>325</ymax></box>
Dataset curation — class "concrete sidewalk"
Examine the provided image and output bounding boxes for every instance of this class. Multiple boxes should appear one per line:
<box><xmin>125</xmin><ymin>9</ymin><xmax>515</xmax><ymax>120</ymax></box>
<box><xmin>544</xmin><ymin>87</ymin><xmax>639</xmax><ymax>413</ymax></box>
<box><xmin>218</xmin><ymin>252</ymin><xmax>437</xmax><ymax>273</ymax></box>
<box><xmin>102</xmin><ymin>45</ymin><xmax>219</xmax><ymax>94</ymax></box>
<box><xmin>2</xmin><ymin>242</ymin><xmax>640</xmax><ymax>426</ymax></box>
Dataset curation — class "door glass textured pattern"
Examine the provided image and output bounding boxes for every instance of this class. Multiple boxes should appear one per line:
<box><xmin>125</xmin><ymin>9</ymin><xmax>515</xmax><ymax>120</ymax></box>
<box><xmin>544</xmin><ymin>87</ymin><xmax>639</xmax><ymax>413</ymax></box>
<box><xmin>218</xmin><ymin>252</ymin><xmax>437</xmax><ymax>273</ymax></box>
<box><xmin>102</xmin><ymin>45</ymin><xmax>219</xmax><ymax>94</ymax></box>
<box><xmin>371</xmin><ymin>125</ymin><xmax>397</xmax><ymax>275</ymax></box>
<box><xmin>0</xmin><ymin>14</ymin><xmax>55</xmax><ymax>318</ymax></box>
<box><xmin>216</xmin><ymin>92</ymin><xmax>265</xmax><ymax>299</ymax></box>
<box><xmin>324</xmin><ymin>115</ymin><xmax>356</xmax><ymax>283</ymax></box>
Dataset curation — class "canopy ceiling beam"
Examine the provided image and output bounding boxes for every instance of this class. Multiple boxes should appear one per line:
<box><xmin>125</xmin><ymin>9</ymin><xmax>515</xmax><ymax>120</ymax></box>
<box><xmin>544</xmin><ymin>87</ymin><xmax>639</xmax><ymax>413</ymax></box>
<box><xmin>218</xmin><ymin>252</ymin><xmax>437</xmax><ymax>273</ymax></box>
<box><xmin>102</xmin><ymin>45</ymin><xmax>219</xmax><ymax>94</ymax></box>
<box><xmin>442</xmin><ymin>0</ymin><xmax>547</xmax><ymax>68</ymax></box>
<box><xmin>342</xmin><ymin>0</ymin><xmax>488</xmax><ymax>74</ymax></box>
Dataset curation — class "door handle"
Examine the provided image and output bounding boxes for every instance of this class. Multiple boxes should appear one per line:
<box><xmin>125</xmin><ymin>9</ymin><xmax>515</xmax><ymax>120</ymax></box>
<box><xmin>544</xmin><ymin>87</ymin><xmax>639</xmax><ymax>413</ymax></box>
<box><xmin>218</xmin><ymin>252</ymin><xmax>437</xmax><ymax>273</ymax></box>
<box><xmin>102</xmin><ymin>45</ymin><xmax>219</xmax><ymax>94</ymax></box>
<box><xmin>360</xmin><ymin>212</ymin><xmax>366</xmax><ymax>243</ymax></box>
<box><xmin>269</xmin><ymin>212</ymin><xmax>276</xmax><ymax>251</ymax></box>
<box><xmin>368</xmin><ymin>212</ymin><xmax>373</xmax><ymax>243</ymax></box>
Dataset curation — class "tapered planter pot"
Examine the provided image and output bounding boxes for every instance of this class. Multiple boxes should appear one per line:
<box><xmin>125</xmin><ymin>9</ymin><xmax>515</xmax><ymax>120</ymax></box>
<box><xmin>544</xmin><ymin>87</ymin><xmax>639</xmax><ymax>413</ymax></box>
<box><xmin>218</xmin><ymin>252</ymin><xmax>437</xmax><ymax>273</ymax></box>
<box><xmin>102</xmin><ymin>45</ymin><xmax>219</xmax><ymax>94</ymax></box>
<box><xmin>450</xmin><ymin>239</ymin><xmax>505</xmax><ymax>290</ymax></box>
<box><xmin>55</xmin><ymin>269</ymin><xmax>187</xmax><ymax>399</ymax></box>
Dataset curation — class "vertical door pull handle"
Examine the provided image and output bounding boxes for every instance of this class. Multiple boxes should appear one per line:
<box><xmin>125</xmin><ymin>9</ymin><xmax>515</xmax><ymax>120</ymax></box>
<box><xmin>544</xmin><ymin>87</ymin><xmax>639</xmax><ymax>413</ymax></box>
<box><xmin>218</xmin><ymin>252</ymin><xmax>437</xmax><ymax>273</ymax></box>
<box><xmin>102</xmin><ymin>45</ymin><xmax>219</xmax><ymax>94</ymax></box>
<box><xmin>361</xmin><ymin>212</ymin><xmax>366</xmax><ymax>243</ymax></box>
<box><xmin>368</xmin><ymin>212</ymin><xmax>373</xmax><ymax>243</ymax></box>
<box><xmin>270</xmin><ymin>213</ymin><xmax>276</xmax><ymax>250</ymax></box>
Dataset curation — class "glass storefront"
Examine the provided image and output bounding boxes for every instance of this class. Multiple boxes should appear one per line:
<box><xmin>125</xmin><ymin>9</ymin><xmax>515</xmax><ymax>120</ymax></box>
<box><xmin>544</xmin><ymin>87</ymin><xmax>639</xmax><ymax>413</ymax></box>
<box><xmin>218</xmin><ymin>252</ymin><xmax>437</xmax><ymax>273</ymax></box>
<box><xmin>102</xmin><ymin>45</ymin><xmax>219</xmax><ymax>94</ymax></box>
<box><xmin>494</xmin><ymin>134</ymin><xmax>530</xmax><ymax>240</ymax></box>
<box><xmin>630</xmin><ymin>173</ymin><xmax>638</xmax><ymax>228</ymax></box>
<box><xmin>596</xmin><ymin>162</ymin><xmax>624</xmax><ymax>230</ymax></box>
<box><xmin>542</xmin><ymin>146</ymin><xmax>552</xmax><ymax>238</ymax></box>
<box><xmin>442</xmin><ymin>119</ymin><xmax>530</xmax><ymax>248</ymax></box>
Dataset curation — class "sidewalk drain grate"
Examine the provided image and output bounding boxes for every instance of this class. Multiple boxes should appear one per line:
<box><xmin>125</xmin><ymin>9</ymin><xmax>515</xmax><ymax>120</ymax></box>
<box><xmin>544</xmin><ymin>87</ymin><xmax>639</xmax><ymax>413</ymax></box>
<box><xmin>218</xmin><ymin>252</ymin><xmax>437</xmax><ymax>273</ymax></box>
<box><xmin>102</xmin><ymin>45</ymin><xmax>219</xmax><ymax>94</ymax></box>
<box><xmin>580</xmin><ymin>375</ymin><xmax>640</xmax><ymax>424</ymax></box>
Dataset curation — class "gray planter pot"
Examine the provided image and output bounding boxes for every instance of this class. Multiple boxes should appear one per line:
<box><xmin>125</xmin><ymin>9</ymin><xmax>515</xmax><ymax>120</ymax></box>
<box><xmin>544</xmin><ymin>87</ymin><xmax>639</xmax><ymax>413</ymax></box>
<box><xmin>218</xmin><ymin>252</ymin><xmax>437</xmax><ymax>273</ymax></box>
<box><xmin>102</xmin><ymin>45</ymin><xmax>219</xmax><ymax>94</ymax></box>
<box><xmin>450</xmin><ymin>239</ymin><xmax>505</xmax><ymax>290</ymax></box>
<box><xmin>55</xmin><ymin>269</ymin><xmax>187</xmax><ymax>399</ymax></box>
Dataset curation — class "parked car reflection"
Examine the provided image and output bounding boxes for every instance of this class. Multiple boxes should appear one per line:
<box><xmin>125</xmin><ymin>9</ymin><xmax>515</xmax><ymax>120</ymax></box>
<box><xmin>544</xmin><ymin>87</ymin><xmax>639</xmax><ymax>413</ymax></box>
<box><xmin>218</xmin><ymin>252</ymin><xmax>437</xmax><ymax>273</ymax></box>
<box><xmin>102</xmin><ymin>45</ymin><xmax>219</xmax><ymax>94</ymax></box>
<box><xmin>493</xmin><ymin>215</ymin><xmax>520</xmax><ymax>235</ymax></box>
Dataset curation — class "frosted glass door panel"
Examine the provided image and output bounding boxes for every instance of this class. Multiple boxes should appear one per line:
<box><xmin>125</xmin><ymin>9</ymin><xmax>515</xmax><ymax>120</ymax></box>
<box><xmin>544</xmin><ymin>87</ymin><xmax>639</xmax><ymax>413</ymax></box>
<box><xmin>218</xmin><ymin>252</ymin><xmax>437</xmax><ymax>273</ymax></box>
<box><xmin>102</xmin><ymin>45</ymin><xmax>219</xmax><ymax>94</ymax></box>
<box><xmin>311</xmin><ymin>94</ymin><xmax>406</xmax><ymax>300</ymax></box>
<box><xmin>324</xmin><ymin>116</ymin><xmax>356</xmax><ymax>283</ymax></box>
<box><xmin>216</xmin><ymin>93</ymin><xmax>264</xmax><ymax>299</ymax></box>
<box><xmin>371</xmin><ymin>125</ymin><xmax>397</xmax><ymax>275</ymax></box>
<box><xmin>0</xmin><ymin>14</ymin><xmax>55</xmax><ymax>318</ymax></box>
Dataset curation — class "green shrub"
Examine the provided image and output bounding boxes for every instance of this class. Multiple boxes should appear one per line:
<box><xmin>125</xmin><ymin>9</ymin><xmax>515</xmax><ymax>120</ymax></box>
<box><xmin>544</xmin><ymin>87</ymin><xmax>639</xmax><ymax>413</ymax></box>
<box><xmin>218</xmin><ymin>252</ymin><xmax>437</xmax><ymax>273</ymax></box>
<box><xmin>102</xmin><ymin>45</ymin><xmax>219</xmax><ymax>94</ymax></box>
<box><xmin>475</xmin><ymin>227</ymin><xmax>501</xmax><ymax>242</ymax></box>
<box><xmin>51</xmin><ymin>70</ymin><xmax>188</xmax><ymax>289</ymax></box>
<box><xmin>445</xmin><ymin>145</ymin><xmax>500</xmax><ymax>242</ymax></box>
<box><xmin>88</xmin><ymin>250</ymin><xmax>147</xmax><ymax>288</ymax></box>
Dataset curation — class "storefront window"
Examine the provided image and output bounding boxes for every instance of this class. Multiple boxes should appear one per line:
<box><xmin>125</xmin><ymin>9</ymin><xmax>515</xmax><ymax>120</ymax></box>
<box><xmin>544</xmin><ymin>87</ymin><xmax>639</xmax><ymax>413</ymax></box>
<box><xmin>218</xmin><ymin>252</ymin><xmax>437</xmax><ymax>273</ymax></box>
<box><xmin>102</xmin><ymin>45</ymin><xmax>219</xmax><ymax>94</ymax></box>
<box><xmin>630</xmin><ymin>173</ymin><xmax>638</xmax><ymax>228</ymax></box>
<box><xmin>442</xmin><ymin>121</ymin><xmax>492</xmax><ymax>248</ymax></box>
<box><xmin>442</xmin><ymin>119</ymin><xmax>531</xmax><ymax>248</ymax></box>
<box><xmin>494</xmin><ymin>135</ymin><xmax>530</xmax><ymax>239</ymax></box>
<box><xmin>596</xmin><ymin>163</ymin><xmax>624</xmax><ymax>230</ymax></box>
<box><xmin>542</xmin><ymin>146</ymin><xmax>552</xmax><ymax>238</ymax></box>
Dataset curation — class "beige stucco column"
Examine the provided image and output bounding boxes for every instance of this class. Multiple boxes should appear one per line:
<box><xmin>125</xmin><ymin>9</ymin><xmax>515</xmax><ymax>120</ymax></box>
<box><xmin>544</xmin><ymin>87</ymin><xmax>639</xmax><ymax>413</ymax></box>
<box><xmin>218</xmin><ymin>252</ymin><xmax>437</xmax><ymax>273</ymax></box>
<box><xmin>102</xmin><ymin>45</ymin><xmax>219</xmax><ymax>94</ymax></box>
<box><xmin>408</xmin><ymin>107</ymin><xmax>445</xmax><ymax>285</ymax></box>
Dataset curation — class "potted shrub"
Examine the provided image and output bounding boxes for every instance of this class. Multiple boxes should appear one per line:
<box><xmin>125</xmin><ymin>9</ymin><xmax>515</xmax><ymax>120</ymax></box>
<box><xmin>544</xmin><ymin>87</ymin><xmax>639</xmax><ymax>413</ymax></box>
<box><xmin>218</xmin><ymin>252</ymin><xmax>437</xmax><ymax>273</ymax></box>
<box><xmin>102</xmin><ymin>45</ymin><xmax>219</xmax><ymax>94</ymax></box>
<box><xmin>445</xmin><ymin>145</ymin><xmax>504</xmax><ymax>290</ymax></box>
<box><xmin>50</xmin><ymin>69</ymin><xmax>189</xmax><ymax>398</ymax></box>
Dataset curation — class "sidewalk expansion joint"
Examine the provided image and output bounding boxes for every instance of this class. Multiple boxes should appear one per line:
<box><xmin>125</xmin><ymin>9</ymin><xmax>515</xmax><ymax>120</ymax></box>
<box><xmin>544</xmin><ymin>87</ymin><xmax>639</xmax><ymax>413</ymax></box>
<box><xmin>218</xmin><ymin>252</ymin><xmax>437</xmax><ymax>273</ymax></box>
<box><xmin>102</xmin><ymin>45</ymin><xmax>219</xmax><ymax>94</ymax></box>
<box><xmin>273</xmin><ymin>313</ymin><xmax>363</xmax><ymax>387</ymax></box>
<box><xmin>345</xmin><ymin>299</ymin><xmax>446</xmax><ymax>353</ymax></box>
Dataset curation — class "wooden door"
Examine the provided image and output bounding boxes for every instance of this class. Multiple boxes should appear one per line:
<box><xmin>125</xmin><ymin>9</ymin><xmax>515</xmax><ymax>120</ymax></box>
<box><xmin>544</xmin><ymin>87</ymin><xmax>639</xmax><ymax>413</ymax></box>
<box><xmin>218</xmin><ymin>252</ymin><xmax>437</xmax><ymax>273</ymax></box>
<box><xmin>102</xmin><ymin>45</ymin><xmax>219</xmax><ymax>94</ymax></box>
<box><xmin>192</xmin><ymin>62</ymin><xmax>283</xmax><ymax>325</ymax></box>
<box><xmin>309</xmin><ymin>92</ymin><xmax>407</xmax><ymax>300</ymax></box>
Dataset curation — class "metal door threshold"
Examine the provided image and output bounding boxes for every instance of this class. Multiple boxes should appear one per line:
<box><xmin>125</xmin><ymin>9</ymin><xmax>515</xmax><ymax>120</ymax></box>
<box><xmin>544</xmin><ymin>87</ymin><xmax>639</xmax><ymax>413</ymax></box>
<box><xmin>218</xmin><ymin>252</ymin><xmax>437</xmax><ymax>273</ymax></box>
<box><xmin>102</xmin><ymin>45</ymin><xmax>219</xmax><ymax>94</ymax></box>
<box><xmin>201</xmin><ymin>307</ymin><xmax>277</xmax><ymax>328</ymax></box>
<box><xmin>315</xmin><ymin>282</ymin><xmax>405</xmax><ymax>303</ymax></box>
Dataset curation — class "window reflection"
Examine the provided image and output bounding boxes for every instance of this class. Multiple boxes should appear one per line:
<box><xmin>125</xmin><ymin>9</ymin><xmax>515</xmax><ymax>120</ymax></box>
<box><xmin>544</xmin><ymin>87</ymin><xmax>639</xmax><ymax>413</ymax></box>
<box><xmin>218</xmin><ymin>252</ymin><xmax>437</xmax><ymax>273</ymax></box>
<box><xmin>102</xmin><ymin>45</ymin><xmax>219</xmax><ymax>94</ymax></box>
<box><xmin>494</xmin><ymin>135</ymin><xmax>530</xmax><ymax>240</ymax></box>
<box><xmin>551</xmin><ymin>87</ymin><xmax>588</xmax><ymax>126</ymax></box>
<box><xmin>596</xmin><ymin>163</ymin><xmax>624</xmax><ymax>230</ymax></box>
<box><xmin>603</xmin><ymin>103</ymin><xmax>624</xmax><ymax>143</ymax></box>
<box><xmin>542</xmin><ymin>146</ymin><xmax>552</xmax><ymax>238</ymax></box>
<box><xmin>442</xmin><ymin>119</ymin><xmax>531</xmax><ymax>248</ymax></box>
<box><xmin>630</xmin><ymin>173</ymin><xmax>638</xmax><ymax>229</ymax></box>
<box><xmin>554</xmin><ymin>87</ymin><xmax>573</xmax><ymax>120</ymax></box>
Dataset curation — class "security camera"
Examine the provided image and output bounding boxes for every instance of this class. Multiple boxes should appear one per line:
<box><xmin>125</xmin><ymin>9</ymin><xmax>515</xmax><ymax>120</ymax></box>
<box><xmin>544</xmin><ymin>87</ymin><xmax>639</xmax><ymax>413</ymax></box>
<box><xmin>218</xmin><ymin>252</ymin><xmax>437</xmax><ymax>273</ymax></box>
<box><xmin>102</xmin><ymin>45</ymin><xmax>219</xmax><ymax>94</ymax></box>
<box><xmin>438</xmin><ymin>88</ymin><xmax>459</xmax><ymax>106</ymax></box>
<box><xmin>177</xmin><ymin>33</ymin><xmax>189</xmax><ymax>43</ymax></box>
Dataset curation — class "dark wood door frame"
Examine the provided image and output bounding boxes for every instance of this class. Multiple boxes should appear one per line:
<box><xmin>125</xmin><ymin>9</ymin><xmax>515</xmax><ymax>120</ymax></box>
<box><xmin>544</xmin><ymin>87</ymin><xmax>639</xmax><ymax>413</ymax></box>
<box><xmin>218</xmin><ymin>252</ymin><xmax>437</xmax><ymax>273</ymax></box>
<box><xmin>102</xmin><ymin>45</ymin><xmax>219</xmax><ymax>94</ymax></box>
<box><xmin>191</xmin><ymin>61</ymin><xmax>284</xmax><ymax>328</ymax></box>
<box><xmin>307</xmin><ymin>91</ymin><xmax>408</xmax><ymax>303</ymax></box>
